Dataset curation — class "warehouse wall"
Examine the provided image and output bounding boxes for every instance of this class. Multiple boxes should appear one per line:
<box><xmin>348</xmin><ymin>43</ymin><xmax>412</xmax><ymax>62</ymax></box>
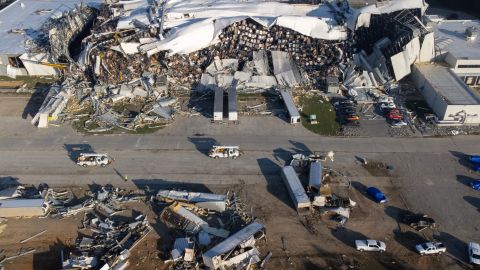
<box><xmin>411</xmin><ymin>65</ymin><xmax>480</xmax><ymax>124</ymax></box>
<box><xmin>443</xmin><ymin>105</ymin><xmax>480</xmax><ymax>124</ymax></box>
<box><xmin>411</xmin><ymin>65</ymin><xmax>449</xmax><ymax>120</ymax></box>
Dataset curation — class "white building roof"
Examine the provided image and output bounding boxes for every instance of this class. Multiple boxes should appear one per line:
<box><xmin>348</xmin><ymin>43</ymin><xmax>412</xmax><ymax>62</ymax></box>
<box><xmin>416</xmin><ymin>64</ymin><xmax>480</xmax><ymax>105</ymax></box>
<box><xmin>433</xmin><ymin>20</ymin><xmax>480</xmax><ymax>61</ymax></box>
<box><xmin>0</xmin><ymin>0</ymin><xmax>102</xmax><ymax>55</ymax></box>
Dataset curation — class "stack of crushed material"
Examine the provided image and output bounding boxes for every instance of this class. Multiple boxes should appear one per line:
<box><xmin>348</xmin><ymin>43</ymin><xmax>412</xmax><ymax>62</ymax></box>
<box><xmin>155</xmin><ymin>190</ymin><xmax>270</xmax><ymax>270</ymax></box>
<box><xmin>63</xmin><ymin>186</ymin><xmax>150</xmax><ymax>269</ymax></box>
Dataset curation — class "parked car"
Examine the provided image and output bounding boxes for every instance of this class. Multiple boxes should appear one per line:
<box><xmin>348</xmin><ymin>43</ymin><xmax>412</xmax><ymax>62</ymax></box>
<box><xmin>415</xmin><ymin>242</ymin><xmax>446</xmax><ymax>255</ymax></box>
<box><xmin>386</xmin><ymin>109</ymin><xmax>402</xmax><ymax>120</ymax></box>
<box><xmin>468</xmin><ymin>242</ymin><xmax>480</xmax><ymax>265</ymax></box>
<box><xmin>366</xmin><ymin>187</ymin><xmax>387</xmax><ymax>203</ymax></box>
<box><xmin>340</xmin><ymin>107</ymin><xmax>357</xmax><ymax>114</ymax></box>
<box><xmin>344</xmin><ymin>114</ymin><xmax>360</xmax><ymax>121</ymax></box>
<box><xmin>402</xmin><ymin>213</ymin><xmax>436</xmax><ymax>231</ymax></box>
<box><xmin>470</xmin><ymin>155</ymin><xmax>480</xmax><ymax>164</ymax></box>
<box><xmin>470</xmin><ymin>180</ymin><xmax>480</xmax><ymax>191</ymax></box>
<box><xmin>355</xmin><ymin>240</ymin><xmax>386</xmax><ymax>252</ymax></box>
<box><xmin>390</xmin><ymin>120</ymin><xmax>407</xmax><ymax>127</ymax></box>
<box><xmin>378</xmin><ymin>96</ymin><xmax>394</xmax><ymax>103</ymax></box>
<box><xmin>380</xmin><ymin>102</ymin><xmax>396</xmax><ymax>111</ymax></box>
<box><xmin>339</xmin><ymin>100</ymin><xmax>356</xmax><ymax>106</ymax></box>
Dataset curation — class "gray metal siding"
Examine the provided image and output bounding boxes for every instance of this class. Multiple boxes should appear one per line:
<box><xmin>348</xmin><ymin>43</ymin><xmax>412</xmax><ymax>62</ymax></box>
<box><xmin>309</xmin><ymin>162</ymin><xmax>322</xmax><ymax>191</ymax></box>
<box><xmin>213</xmin><ymin>88</ymin><xmax>224</xmax><ymax>121</ymax></box>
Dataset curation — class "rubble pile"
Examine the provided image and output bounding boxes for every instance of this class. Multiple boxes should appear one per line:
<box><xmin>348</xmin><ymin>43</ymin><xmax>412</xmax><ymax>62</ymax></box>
<box><xmin>165</xmin><ymin>19</ymin><xmax>349</xmax><ymax>89</ymax></box>
<box><xmin>62</xmin><ymin>186</ymin><xmax>150</xmax><ymax>269</ymax></box>
<box><xmin>286</xmin><ymin>154</ymin><xmax>357</xmax><ymax>228</ymax></box>
<box><xmin>216</xmin><ymin>21</ymin><xmax>348</xmax><ymax>86</ymax></box>
<box><xmin>36</xmin><ymin>2</ymin><xmax>353</xmax><ymax>129</ymax></box>
<box><xmin>64</xmin><ymin>214</ymin><xmax>150</xmax><ymax>269</ymax></box>
<box><xmin>0</xmin><ymin>183</ymin><xmax>43</xmax><ymax>200</ymax></box>
<box><xmin>25</xmin><ymin>0</ymin><xmax>438</xmax><ymax>132</ymax></box>
<box><xmin>155</xmin><ymin>190</ymin><xmax>269</xmax><ymax>270</ymax></box>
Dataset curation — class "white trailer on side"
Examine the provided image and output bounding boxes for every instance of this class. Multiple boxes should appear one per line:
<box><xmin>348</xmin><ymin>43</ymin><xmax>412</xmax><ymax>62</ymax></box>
<box><xmin>309</xmin><ymin>161</ymin><xmax>322</xmax><ymax>192</ymax></box>
<box><xmin>203</xmin><ymin>221</ymin><xmax>264</xmax><ymax>269</ymax></box>
<box><xmin>281</xmin><ymin>166</ymin><xmax>311</xmax><ymax>209</ymax></box>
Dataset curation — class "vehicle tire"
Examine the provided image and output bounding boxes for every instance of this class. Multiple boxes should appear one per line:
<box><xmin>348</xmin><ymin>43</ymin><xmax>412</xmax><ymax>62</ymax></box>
<box><xmin>232</xmin><ymin>156</ymin><xmax>237</xmax><ymax>159</ymax></box>
<box><xmin>380</xmin><ymin>250</ymin><xmax>384</xmax><ymax>253</ymax></box>
<box><xmin>101</xmin><ymin>164</ymin><xmax>106</xmax><ymax>167</ymax></box>
<box><xmin>214</xmin><ymin>156</ymin><xmax>219</xmax><ymax>159</ymax></box>
<box><xmin>359</xmin><ymin>249</ymin><xmax>363</xmax><ymax>252</ymax></box>
<box><xmin>82</xmin><ymin>164</ymin><xmax>87</xmax><ymax>167</ymax></box>
<box><xmin>438</xmin><ymin>252</ymin><xmax>443</xmax><ymax>255</ymax></box>
<box><xmin>420</xmin><ymin>253</ymin><xmax>424</xmax><ymax>256</ymax></box>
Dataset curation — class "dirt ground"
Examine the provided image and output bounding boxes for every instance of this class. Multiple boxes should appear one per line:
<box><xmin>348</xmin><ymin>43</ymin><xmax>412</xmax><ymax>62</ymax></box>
<box><xmin>0</xmin><ymin>157</ymin><xmax>467</xmax><ymax>270</ymax></box>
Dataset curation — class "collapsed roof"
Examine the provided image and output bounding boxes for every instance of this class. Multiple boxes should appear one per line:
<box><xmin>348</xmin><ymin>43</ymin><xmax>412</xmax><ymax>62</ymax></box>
<box><xmin>138</xmin><ymin>0</ymin><xmax>348</xmax><ymax>55</ymax></box>
<box><xmin>0</xmin><ymin>0</ymin><xmax>102</xmax><ymax>55</ymax></box>
<box><xmin>346</xmin><ymin>0</ymin><xmax>428</xmax><ymax>30</ymax></box>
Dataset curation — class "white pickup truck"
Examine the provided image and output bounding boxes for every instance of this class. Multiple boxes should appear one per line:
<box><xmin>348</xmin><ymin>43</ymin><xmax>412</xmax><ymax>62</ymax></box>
<box><xmin>415</xmin><ymin>242</ymin><xmax>446</xmax><ymax>255</ymax></box>
<box><xmin>76</xmin><ymin>153</ymin><xmax>113</xmax><ymax>167</ymax></box>
<box><xmin>355</xmin><ymin>240</ymin><xmax>386</xmax><ymax>252</ymax></box>
<box><xmin>208</xmin><ymin>146</ymin><xmax>241</xmax><ymax>159</ymax></box>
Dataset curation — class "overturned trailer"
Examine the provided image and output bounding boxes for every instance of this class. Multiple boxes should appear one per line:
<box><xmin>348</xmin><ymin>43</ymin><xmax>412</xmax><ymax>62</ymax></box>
<box><xmin>213</xmin><ymin>88</ymin><xmax>224</xmax><ymax>121</ymax></box>
<box><xmin>202</xmin><ymin>221</ymin><xmax>265</xmax><ymax>269</ymax></box>
<box><xmin>309</xmin><ymin>161</ymin><xmax>322</xmax><ymax>193</ymax></box>
<box><xmin>157</xmin><ymin>190</ymin><xmax>227</xmax><ymax>212</ymax></box>
<box><xmin>228</xmin><ymin>86</ymin><xmax>238</xmax><ymax>121</ymax></box>
<box><xmin>281</xmin><ymin>166</ymin><xmax>310</xmax><ymax>209</ymax></box>
<box><xmin>0</xmin><ymin>199</ymin><xmax>45</xmax><ymax>217</ymax></box>
<box><xmin>280</xmin><ymin>90</ymin><xmax>300</xmax><ymax>124</ymax></box>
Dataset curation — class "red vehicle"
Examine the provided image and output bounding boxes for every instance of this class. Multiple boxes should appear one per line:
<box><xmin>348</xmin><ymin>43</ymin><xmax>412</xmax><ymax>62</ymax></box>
<box><xmin>345</xmin><ymin>114</ymin><xmax>360</xmax><ymax>121</ymax></box>
<box><xmin>387</xmin><ymin>109</ymin><xmax>402</xmax><ymax>120</ymax></box>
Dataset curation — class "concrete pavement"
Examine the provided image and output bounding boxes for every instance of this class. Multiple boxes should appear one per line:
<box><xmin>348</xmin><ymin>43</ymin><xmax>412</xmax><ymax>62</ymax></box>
<box><xmin>0</xmin><ymin>116</ymin><xmax>479</xmax><ymax>187</ymax></box>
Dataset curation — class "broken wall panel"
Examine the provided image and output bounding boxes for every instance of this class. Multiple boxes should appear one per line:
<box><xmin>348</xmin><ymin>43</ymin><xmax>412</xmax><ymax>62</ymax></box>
<box><xmin>391</xmin><ymin>51</ymin><xmax>412</xmax><ymax>81</ymax></box>
<box><xmin>19</xmin><ymin>53</ymin><xmax>58</xmax><ymax>76</ymax></box>
<box><xmin>271</xmin><ymin>51</ymin><xmax>302</xmax><ymax>88</ymax></box>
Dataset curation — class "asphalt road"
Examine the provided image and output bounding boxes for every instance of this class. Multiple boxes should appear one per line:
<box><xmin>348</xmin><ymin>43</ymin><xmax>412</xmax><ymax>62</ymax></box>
<box><xmin>0</xmin><ymin>124</ymin><xmax>479</xmax><ymax>186</ymax></box>
<box><xmin>0</xmin><ymin>113</ymin><xmax>479</xmax><ymax>268</ymax></box>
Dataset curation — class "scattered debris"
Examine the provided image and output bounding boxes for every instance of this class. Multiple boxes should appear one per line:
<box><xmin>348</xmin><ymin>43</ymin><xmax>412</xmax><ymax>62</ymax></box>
<box><xmin>155</xmin><ymin>189</ymin><xmax>269</xmax><ymax>269</ymax></box>
<box><xmin>19</xmin><ymin>229</ymin><xmax>47</xmax><ymax>243</ymax></box>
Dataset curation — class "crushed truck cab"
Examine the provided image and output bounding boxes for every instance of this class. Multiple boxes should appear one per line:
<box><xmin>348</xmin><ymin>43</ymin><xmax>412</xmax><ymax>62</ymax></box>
<box><xmin>208</xmin><ymin>146</ymin><xmax>241</xmax><ymax>159</ymax></box>
<box><xmin>76</xmin><ymin>153</ymin><xmax>113</xmax><ymax>167</ymax></box>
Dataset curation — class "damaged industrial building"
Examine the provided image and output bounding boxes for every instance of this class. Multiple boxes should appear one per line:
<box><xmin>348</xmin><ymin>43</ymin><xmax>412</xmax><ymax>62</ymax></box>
<box><xmin>1</xmin><ymin>0</ymin><xmax>479</xmax><ymax>130</ymax></box>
